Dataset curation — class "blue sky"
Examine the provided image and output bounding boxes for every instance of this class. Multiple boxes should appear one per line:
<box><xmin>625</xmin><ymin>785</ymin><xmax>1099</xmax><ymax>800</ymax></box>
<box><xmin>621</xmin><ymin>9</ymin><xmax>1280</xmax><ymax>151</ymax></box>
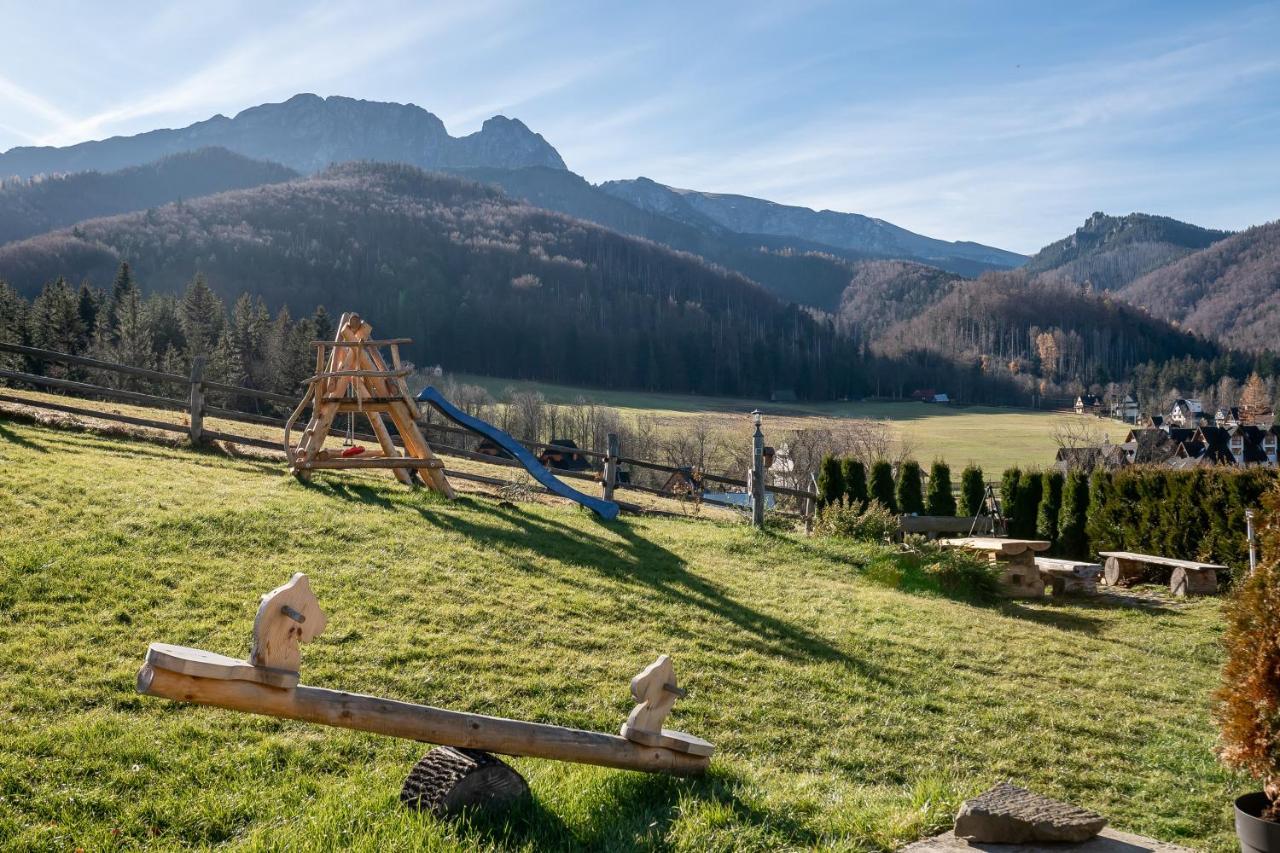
<box><xmin>0</xmin><ymin>0</ymin><xmax>1277</xmax><ymax>253</ymax></box>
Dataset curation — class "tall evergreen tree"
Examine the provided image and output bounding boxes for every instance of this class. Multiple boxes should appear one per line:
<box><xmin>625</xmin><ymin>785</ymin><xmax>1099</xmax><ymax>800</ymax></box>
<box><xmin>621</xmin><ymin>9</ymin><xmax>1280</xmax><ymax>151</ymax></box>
<box><xmin>1000</xmin><ymin>467</ymin><xmax>1022</xmax><ymax>526</ymax></box>
<box><xmin>104</xmin><ymin>261</ymin><xmax>138</xmax><ymax>337</ymax></box>
<box><xmin>28</xmin><ymin>278</ymin><xmax>84</xmax><ymax>359</ymax></box>
<box><xmin>180</xmin><ymin>274</ymin><xmax>224</xmax><ymax>360</ymax></box>
<box><xmin>75</xmin><ymin>281</ymin><xmax>101</xmax><ymax>351</ymax></box>
<box><xmin>926</xmin><ymin>461</ymin><xmax>956</xmax><ymax>516</ymax></box>
<box><xmin>1037</xmin><ymin>470</ymin><xmax>1065</xmax><ymax>548</ymax></box>
<box><xmin>816</xmin><ymin>454</ymin><xmax>844</xmax><ymax>507</ymax></box>
<box><xmin>311</xmin><ymin>305</ymin><xmax>333</xmax><ymax>342</ymax></box>
<box><xmin>959</xmin><ymin>464</ymin><xmax>985</xmax><ymax>517</ymax></box>
<box><xmin>896</xmin><ymin>459</ymin><xmax>925</xmax><ymax>515</ymax></box>
<box><xmin>869</xmin><ymin>460</ymin><xmax>897</xmax><ymax>513</ymax></box>
<box><xmin>1012</xmin><ymin>469</ymin><xmax>1043</xmax><ymax>539</ymax></box>
<box><xmin>841</xmin><ymin>458</ymin><xmax>868</xmax><ymax>509</ymax></box>
<box><xmin>0</xmin><ymin>280</ymin><xmax>28</xmax><ymax>370</ymax></box>
<box><xmin>1057</xmin><ymin>470</ymin><xmax>1090</xmax><ymax>559</ymax></box>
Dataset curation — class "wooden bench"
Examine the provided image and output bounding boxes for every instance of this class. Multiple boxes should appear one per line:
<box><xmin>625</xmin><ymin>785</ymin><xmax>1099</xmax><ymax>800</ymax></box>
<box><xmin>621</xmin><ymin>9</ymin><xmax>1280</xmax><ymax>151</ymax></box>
<box><xmin>1034</xmin><ymin>557</ymin><xmax>1102</xmax><ymax>595</ymax></box>
<box><xmin>899</xmin><ymin>515</ymin><xmax>993</xmax><ymax>540</ymax></box>
<box><xmin>1096</xmin><ymin>551</ymin><xmax>1225</xmax><ymax>596</ymax></box>
<box><xmin>941</xmin><ymin>538</ymin><xmax>1050</xmax><ymax>598</ymax></box>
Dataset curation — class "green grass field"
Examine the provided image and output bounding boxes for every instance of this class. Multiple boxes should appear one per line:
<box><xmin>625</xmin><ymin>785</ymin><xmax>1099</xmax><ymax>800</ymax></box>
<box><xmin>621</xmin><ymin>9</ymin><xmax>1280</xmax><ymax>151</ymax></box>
<box><xmin>453</xmin><ymin>374</ymin><xmax>1127</xmax><ymax>474</ymax></box>
<box><xmin>0</xmin><ymin>417</ymin><xmax>1239</xmax><ymax>850</ymax></box>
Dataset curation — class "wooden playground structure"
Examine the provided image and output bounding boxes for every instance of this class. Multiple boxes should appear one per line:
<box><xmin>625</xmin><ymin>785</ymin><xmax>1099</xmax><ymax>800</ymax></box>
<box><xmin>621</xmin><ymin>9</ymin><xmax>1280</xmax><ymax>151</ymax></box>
<box><xmin>138</xmin><ymin>574</ymin><xmax>712</xmax><ymax>815</ymax></box>
<box><xmin>283</xmin><ymin>312</ymin><xmax>453</xmax><ymax>497</ymax></box>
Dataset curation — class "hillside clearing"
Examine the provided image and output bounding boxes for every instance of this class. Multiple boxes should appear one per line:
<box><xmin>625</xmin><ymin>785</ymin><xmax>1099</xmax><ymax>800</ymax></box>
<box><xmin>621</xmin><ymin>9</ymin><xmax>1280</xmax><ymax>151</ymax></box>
<box><xmin>0</xmin><ymin>418</ymin><xmax>1236</xmax><ymax>850</ymax></box>
<box><xmin>453</xmin><ymin>374</ymin><xmax>1128</xmax><ymax>474</ymax></box>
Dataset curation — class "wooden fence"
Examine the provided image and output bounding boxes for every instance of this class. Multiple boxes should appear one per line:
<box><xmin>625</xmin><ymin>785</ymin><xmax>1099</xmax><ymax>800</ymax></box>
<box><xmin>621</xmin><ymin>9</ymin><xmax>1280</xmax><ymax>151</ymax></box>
<box><xmin>0</xmin><ymin>341</ymin><xmax>816</xmax><ymax>524</ymax></box>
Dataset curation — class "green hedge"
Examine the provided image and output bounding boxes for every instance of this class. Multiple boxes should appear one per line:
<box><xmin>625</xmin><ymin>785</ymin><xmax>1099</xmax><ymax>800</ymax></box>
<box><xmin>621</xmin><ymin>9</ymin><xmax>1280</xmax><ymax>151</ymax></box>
<box><xmin>817</xmin><ymin>455</ymin><xmax>844</xmax><ymax>507</ymax></box>
<box><xmin>1085</xmin><ymin>467</ymin><xmax>1276</xmax><ymax>577</ymax></box>
<box><xmin>870</xmin><ymin>460</ymin><xmax>897</xmax><ymax>513</ymax></box>
<box><xmin>841</xmin><ymin>458</ymin><xmax>868</xmax><ymax>508</ymax></box>
<box><xmin>959</xmin><ymin>465</ymin><xmax>985</xmax><ymax>517</ymax></box>
<box><xmin>897</xmin><ymin>460</ymin><xmax>925</xmax><ymax>515</ymax></box>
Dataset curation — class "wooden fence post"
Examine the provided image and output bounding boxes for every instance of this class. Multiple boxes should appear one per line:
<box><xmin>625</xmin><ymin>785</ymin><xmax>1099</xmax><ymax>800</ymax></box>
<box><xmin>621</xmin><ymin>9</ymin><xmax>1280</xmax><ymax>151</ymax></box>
<box><xmin>189</xmin><ymin>356</ymin><xmax>206</xmax><ymax>445</ymax></box>
<box><xmin>603</xmin><ymin>432</ymin><xmax>619</xmax><ymax>501</ymax></box>
<box><xmin>751</xmin><ymin>411</ymin><xmax>765</xmax><ymax>528</ymax></box>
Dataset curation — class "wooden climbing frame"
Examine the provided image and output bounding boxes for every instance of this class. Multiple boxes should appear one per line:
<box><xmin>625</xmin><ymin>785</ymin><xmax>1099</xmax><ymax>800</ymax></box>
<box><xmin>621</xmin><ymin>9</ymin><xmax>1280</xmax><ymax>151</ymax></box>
<box><xmin>283</xmin><ymin>313</ymin><xmax>453</xmax><ymax>497</ymax></box>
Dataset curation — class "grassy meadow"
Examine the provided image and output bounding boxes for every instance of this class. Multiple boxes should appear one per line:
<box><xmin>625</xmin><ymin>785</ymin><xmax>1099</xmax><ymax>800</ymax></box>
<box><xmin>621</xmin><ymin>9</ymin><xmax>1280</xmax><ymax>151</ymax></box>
<box><xmin>453</xmin><ymin>374</ymin><xmax>1128</xmax><ymax>474</ymax></box>
<box><xmin>0</xmin><ymin>416</ymin><xmax>1239</xmax><ymax>851</ymax></box>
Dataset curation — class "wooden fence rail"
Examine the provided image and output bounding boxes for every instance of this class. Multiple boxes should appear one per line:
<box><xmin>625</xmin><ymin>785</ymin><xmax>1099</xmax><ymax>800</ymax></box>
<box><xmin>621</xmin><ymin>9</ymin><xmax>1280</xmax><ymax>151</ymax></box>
<box><xmin>0</xmin><ymin>341</ymin><xmax>816</xmax><ymax>524</ymax></box>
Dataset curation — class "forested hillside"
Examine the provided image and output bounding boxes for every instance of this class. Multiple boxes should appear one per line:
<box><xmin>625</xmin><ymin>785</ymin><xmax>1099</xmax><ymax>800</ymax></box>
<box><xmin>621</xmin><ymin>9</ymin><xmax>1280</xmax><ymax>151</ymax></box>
<box><xmin>874</xmin><ymin>271</ymin><xmax>1225</xmax><ymax>398</ymax></box>
<box><xmin>838</xmin><ymin>260</ymin><xmax>961</xmax><ymax>343</ymax></box>
<box><xmin>0</xmin><ymin>148</ymin><xmax>297</xmax><ymax>246</ymax></box>
<box><xmin>1024</xmin><ymin>211</ymin><xmax>1232</xmax><ymax>291</ymax></box>
<box><xmin>0</xmin><ymin>163</ymin><xmax>863</xmax><ymax>400</ymax></box>
<box><xmin>1118</xmin><ymin>220</ymin><xmax>1280</xmax><ymax>351</ymax></box>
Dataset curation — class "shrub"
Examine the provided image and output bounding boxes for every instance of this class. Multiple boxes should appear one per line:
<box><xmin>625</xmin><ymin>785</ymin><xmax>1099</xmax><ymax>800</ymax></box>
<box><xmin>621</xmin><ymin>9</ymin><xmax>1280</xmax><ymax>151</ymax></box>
<box><xmin>959</xmin><ymin>464</ymin><xmax>985</xmax><ymax>517</ymax></box>
<box><xmin>926</xmin><ymin>461</ymin><xmax>956</xmax><ymax>516</ymax></box>
<box><xmin>815</xmin><ymin>498</ymin><xmax>898</xmax><ymax>542</ymax></box>
<box><xmin>841</xmin><ymin>458</ymin><xmax>868</xmax><ymax>509</ymax></box>
<box><xmin>1057</xmin><ymin>470</ymin><xmax>1090</xmax><ymax>559</ymax></box>
<box><xmin>1214</xmin><ymin>486</ymin><xmax>1280</xmax><ymax>818</ymax></box>
<box><xmin>896</xmin><ymin>539</ymin><xmax>1003</xmax><ymax>600</ymax></box>
<box><xmin>1010</xmin><ymin>469</ymin><xmax>1042</xmax><ymax>539</ymax></box>
<box><xmin>1000</xmin><ymin>467</ymin><xmax>1021</xmax><ymax>524</ymax></box>
<box><xmin>897</xmin><ymin>459</ymin><xmax>925</xmax><ymax>515</ymax></box>
<box><xmin>869</xmin><ymin>460</ymin><xmax>897</xmax><ymax>513</ymax></box>
<box><xmin>816</xmin><ymin>454</ymin><xmax>844</xmax><ymax>507</ymax></box>
<box><xmin>1037</xmin><ymin>470</ymin><xmax>1064</xmax><ymax>548</ymax></box>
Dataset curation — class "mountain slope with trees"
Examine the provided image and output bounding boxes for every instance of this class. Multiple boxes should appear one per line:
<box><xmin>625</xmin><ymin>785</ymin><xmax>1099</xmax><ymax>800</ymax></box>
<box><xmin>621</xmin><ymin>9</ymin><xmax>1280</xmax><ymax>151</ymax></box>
<box><xmin>0</xmin><ymin>162</ymin><xmax>865</xmax><ymax>399</ymax></box>
<box><xmin>1118</xmin><ymin>220</ymin><xmax>1280</xmax><ymax>351</ymax></box>
<box><xmin>0</xmin><ymin>148</ymin><xmax>297</xmax><ymax>246</ymax></box>
<box><xmin>1024</xmin><ymin>211</ymin><xmax>1232</xmax><ymax>291</ymax></box>
<box><xmin>837</xmin><ymin>260</ymin><xmax>962</xmax><ymax>344</ymax></box>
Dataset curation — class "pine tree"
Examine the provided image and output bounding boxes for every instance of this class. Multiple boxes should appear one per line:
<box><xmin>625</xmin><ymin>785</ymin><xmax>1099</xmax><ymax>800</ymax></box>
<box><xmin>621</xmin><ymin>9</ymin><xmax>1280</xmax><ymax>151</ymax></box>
<box><xmin>841</xmin><ymin>458</ymin><xmax>868</xmax><ymax>508</ymax></box>
<box><xmin>311</xmin><ymin>305</ymin><xmax>333</xmax><ymax>342</ymax></box>
<box><xmin>959</xmin><ymin>464</ymin><xmax>985</xmax><ymax>517</ymax></box>
<box><xmin>896</xmin><ymin>459</ymin><xmax>925</xmax><ymax>515</ymax></box>
<box><xmin>816</xmin><ymin>454</ymin><xmax>844</xmax><ymax>507</ymax></box>
<box><xmin>75</xmin><ymin>281</ymin><xmax>100</xmax><ymax>351</ymax></box>
<box><xmin>111</xmin><ymin>284</ymin><xmax>155</xmax><ymax>378</ymax></box>
<box><xmin>1037</xmin><ymin>470</ymin><xmax>1064</xmax><ymax>548</ymax></box>
<box><xmin>180</xmin><ymin>274</ymin><xmax>224</xmax><ymax>360</ymax></box>
<box><xmin>28</xmin><ymin>278</ymin><xmax>84</xmax><ymax>360</ymax></box>
<box><xmin>869</xmin><ymin>460</ymin><xmax>897</xmax><ymax>513</ymax></box>
<box><xmin>926</xmin><ymin>461</ymin><xmax>956</xmax><ymax>516</ymax></box>
<box><xmin>104</xmin><ymin>261</ymin><xmax>138</xmax><ymax>338</ymax></box>
<box><xmin>1057</xmin><ymin>470</ymin><xmax>1090</xmax><ymax>559</ymax></box>
<box><xmin>0</xmin><ymin>281</ymin><xmax>28</xmax><ymax>370</ymax></box>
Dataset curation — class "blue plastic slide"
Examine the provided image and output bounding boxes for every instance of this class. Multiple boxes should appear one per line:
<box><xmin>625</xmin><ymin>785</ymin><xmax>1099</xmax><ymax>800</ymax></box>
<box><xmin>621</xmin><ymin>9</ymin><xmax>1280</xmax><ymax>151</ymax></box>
<box><xmin>417</xmin><ymin>386</ymin><xmax>620</xmax><ymax>520</ymax></box>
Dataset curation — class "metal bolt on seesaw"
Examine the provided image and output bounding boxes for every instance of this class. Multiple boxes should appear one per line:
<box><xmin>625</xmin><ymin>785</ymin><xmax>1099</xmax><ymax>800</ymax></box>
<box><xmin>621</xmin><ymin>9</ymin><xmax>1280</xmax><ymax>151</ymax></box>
<box><xmin>137</xmin><ymin>574</ymin><xmax>713</xmax><ymax>815</ymax></box>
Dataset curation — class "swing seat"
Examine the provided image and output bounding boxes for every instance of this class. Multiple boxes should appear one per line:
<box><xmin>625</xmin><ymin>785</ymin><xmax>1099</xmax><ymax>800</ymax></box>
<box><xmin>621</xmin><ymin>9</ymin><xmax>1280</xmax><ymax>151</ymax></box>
<box><xmin>340</xmin><ymin>445</ymin><xmax>367</xmax><ymax>458</ymax></box>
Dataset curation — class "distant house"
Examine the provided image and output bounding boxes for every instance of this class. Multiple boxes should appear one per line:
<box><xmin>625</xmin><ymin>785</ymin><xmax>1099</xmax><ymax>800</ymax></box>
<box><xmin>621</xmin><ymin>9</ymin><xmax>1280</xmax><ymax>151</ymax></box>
<box><xmin>1215</xmin><ymin>406</ymin><xmax>1242</xmax><ymax>428</ymax></box>
<box><xmin>1065</xmin><ymin>422</ymin><xmax>1280</xmax><ymax>471</ymax></box>
<box><xmin>931</xmin><ymin>393</ymin><xmax>950</xmax><ymax>404</ymax></box>
<box><xmin>1109</xmin><ymin>394</ymin><xmax>1139</xmax><ymax>423</ymax></box>
<box><xmin>1167</xmin><ymin>398</ymin><xmax>1205</xmax><ymax>428</ymax></box>
<box><xmin>911</xmin><ymin>388</ymin><xmax>937</xmax><ymax>402</ymax></box>
<box><xmin>1074</xmin><ymin>394</ymin><xmax>1102</xmax><ymax>415</ymax></box>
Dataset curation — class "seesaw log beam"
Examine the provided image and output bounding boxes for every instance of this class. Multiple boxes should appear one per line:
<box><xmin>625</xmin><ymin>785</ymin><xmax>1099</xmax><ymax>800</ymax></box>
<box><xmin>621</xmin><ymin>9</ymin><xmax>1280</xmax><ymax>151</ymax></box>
<box><xmin>136</xmin><ymin>665</ymin><xmax>709</xmax><ymax>777</ymax></box>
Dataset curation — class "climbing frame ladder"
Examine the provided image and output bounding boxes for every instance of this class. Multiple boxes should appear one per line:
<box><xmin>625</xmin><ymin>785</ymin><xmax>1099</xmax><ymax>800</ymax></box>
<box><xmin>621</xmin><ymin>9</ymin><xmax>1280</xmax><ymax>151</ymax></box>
<box><xmin>283</xmin><ymin>313</ymin><xmax>454</xmax><ymax>497</ymax></box>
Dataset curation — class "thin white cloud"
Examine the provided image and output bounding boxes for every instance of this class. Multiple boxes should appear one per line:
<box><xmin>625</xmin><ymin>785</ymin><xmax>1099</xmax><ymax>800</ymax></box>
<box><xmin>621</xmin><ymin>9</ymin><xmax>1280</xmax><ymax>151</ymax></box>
<box><xmin>0</xmin><ymin>72</ymin><xmax>75</xmax><ymax>137</ymax></box>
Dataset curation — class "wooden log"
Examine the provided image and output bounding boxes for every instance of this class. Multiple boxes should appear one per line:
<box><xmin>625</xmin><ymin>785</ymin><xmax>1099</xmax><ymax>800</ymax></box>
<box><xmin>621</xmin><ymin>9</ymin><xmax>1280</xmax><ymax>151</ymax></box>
<box><xmin>1103</xmin><ymin>556</ymin><xmax>1147</xmax><ymax>587</ymax></box>
<box><xmin>298</xmin><ymin>457</ymin><xmax>445</xmax><ymax>470</ymax></box>
<box><xmin>400</xmin><ymin>747</ymin><xmax>530</xmax><ymax>817</ymax></box>
<box><xmin>188</xmin><ymin>357</ymin><xmax>205</xmax><ymax>444</ymax></box>
<box><xmin>135</xmin><ymin>665</ymin><xmax>709</xmax><ymax>776</ymax></box>
<box><xmin>1170</xmin><ymin>566</ymin><xmax>1218</xmax><ymax>597</ymax></box>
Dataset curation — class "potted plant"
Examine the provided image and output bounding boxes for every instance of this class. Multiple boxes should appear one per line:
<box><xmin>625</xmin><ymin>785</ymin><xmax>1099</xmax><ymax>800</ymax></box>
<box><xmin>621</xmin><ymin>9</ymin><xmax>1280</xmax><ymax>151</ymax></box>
<box><xmin>1214</xmin><ymin>493</ymin><xmax>1280</xmax><ymax>851</ymax></box>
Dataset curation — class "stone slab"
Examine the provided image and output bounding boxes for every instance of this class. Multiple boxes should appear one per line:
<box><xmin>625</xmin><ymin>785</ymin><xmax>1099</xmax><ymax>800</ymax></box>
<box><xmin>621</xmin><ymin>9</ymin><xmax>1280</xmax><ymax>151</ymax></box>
<box><xmin>899</xmin><ymin>828</ymin><xmax>1195</xmax><ymax>853</ymax></box>
<box><xmin>955</xmin><ymin>782</ymin><xmax>1106</xmax><ymax>842</ymax></box>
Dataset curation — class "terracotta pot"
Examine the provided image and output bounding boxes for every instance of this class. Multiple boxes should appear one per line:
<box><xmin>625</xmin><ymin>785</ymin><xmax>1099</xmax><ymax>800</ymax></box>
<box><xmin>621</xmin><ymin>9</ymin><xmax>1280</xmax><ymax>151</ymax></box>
<box><xmin>1237</xmin><ymin>792</ymin><xmax>1280</xmax><ymax>853</ymax></box>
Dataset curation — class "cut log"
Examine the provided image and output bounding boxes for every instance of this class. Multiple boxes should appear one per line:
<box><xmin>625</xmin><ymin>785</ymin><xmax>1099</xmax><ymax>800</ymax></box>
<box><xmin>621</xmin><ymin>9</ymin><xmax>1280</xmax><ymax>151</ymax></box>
<box><xmin>1103</xmin><ymin>556</ymin><xmax>1147</xmax><ymax>587</ymax></box>
<box><xmin>400</xmin><ymin>747</ymin><xmax>530</xmax><ymax>817</ymax></box>
<box><xmin>1170</xmin><ymin>566</ymin><xmax>1218</xmax><ymax>597</ymax></box>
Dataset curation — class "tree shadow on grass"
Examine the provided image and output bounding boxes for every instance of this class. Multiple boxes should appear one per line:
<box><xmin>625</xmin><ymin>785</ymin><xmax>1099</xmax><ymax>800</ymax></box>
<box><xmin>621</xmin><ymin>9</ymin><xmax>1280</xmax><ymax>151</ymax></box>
<box><xmin>454</xmin><ymin>766</ymin><xmax>815</xmax><ymax>851</ymax></box>
<box><xmin>411</xmin><ymin>500</ymin><xmax>872</xmax><ymax>675</ymax></box>
<box><xmin>0</xmin><ymin>420</ymin><xmax>50</xmax><ymax>453</ymax></box>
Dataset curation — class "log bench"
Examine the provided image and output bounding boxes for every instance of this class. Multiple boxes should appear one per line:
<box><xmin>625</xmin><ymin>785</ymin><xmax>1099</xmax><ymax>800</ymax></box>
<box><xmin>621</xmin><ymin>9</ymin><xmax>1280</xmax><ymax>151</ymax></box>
<box><xmin>1096</xmin><ymin>551</ymin><xmax>1224</xmax><ymax>596</ymax></box>
<box><xmin>1034</xmin><ymin>557</ymin><xmax>1102</xmax><ymax>595</ymax></box>
<box><xmin>941</xmin><ymin>537</ymin><xmax>1050</xmax><ymax>598</ymax></box>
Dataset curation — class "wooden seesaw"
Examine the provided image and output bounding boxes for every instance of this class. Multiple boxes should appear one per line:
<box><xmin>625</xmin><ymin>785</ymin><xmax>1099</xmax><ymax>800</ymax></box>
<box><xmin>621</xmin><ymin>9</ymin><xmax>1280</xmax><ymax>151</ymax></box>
<box><xmin>137</xmin><ymin>575</ymin><xmax>713</xmax><ymax>816</ymax></box>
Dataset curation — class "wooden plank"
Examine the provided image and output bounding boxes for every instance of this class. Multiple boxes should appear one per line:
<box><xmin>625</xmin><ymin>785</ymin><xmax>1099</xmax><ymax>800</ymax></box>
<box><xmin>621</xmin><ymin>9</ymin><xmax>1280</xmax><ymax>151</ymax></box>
<box><xmin>0</xmin><ymin>392</ymin><xmax>192</xmax><ymax>434</ymax></box>
<box><xmin>1095</xmin><ymin>551</ymin><xmax>1227</xmax><ymax>571</ymax></box>
<box><xmin>0</xmin><ymin>369</ymin><xmax>189</xmax><ymax>411</ymax></box>
<box><xmin>312</xmin><ymin>338</ymin><xmax>413</xmax><ymax>347</ymax></box>
<box><xmin>145</xmin><ymin>643</ymin><xmax>298</xmax><ymax>689</ymax></box>
<box><xmin>203</xmin><ymin>406</ymin><xmax>289</xmax><ymax>428</ymax></box>
<box><xmin>136</xmin><ymin>666</ymin><xmax>709</xmax><ymax>777</ymax></box>
<box><xmin>0</xmin><ymin>341</ymin><xmax>187</xmax><ymax>386</ymax></box>
<box><xmin>201</xmin><ymin>380</ymin><xmax>297</xmax><ymax>406</ymax></box>
<box><xmin>298</xmin><ymin>457</ymin><xmax>446</xmax><ymax>470</ymax></box>
<box><xmin>305</xmin><ymin>368</ymin><xmax>413</xmax><ymax>381</ymax></box>
<box><xmin>942</xmin><ymin>537</ymin><xmax>1051</xmax><ymax>556</ymax></box>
